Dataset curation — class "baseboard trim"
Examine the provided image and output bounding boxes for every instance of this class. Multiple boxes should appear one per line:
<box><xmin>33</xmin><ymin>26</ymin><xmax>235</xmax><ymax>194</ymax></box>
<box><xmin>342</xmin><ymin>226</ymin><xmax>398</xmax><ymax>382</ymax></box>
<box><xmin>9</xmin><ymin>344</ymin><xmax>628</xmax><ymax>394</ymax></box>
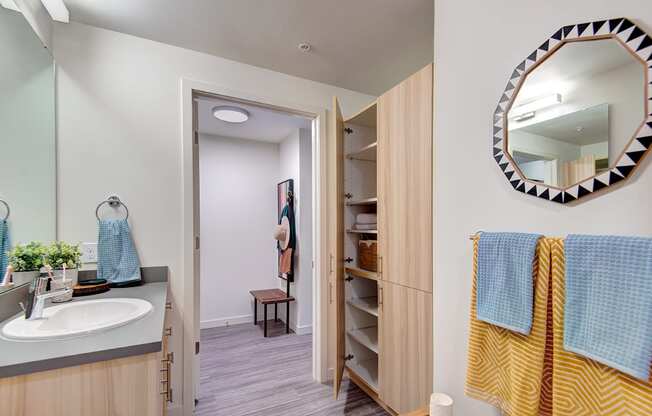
<box><xmin>295</xmin><ymin>324</ymin><xmax>313</xmax><ymax>335</ymax></box>
<box><xmin>200</xmin><ymin>314</ymin><xmax>257</xmax><ymax>329</ymax></box>
<box><xmin>201</xmin><ymin>315</ymin><xmax>312</xmax><ymax>334</ymax></box>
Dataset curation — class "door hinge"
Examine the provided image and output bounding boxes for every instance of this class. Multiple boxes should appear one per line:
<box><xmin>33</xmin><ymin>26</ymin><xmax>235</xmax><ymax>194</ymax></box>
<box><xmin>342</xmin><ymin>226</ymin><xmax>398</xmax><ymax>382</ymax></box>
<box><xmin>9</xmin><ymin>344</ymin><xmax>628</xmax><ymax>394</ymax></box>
<box><xmin>344</xmin><ymin>354</ymin><xmax>354</xmax><ymax>361</ymax></box>
<box><xmin>344</xmin><ymin>127</ymin><xmax>353</xmax><ymax>134</ymax></box>
<box><xmin>344</xmin><ymin>276</ymin><xmax>353</xmax><ymax>282</ymax></box>
<box><xmin>195</xmin><ymin>341</ymin><xmax>200</xmax><ymax>355</ymax></box>
<box><xmin>344</xmin><ymin>193</ymin><xmax>353</xmax><ymax>199</ymax></box>
<box><xmin>195</xmin><ymin>236</ymin><xmax>200</xmax><ymax>250</ymax></box>
<box><xmin>194</xmin><ymin>131</ymin><xmax>199</xmax><ymax>145</ymax></box>
<box><xmin>344</xmin><ymin>257</ymin><xmax>353</xmax><ymax>263</ymax></box>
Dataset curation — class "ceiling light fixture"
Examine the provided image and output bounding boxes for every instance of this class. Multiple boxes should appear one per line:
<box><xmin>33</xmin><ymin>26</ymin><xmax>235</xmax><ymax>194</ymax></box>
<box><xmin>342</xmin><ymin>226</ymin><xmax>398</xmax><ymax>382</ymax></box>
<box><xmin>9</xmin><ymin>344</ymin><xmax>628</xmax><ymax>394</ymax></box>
<box><xmin>40</xmin><ymin>0</ymin><xmax>69</xmax><ymax>23</ymax></box>
<box><xmin>212</xmin><ymin>106</ymin><xmax>250</xmax><ymax>123</ymax></box>
<box><xmin>509</xmin><ymin>93</ymin><xmax>562</xmax><ymax>119</ymax></box>
<box><xmin>298</xmin><ymin>42</ymin><xmax>312</xmax><ymax>52</ymax></box>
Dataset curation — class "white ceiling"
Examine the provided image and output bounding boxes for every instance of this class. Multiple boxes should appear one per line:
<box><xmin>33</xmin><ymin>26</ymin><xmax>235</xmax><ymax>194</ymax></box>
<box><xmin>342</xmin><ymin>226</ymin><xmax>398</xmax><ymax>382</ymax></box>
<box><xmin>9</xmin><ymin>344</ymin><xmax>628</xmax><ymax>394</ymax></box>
<box><xmin>63</xmin><ymin>0</ymin><xmax>434</xmax><ymax>95</ymax></box>
<box><xmin>521</xmin><ymin>104</ymin><xmax>609</xmax><ymax>146</ymax></box>
<box><xmin>197</xmin><ymin>96</ymin><xmax>311</xmax><ymax>143</ymax></box>
<box><xmin>515</xmin><ymin>39</ymin><xmax>639</xmax><ymax>104</ymax></box>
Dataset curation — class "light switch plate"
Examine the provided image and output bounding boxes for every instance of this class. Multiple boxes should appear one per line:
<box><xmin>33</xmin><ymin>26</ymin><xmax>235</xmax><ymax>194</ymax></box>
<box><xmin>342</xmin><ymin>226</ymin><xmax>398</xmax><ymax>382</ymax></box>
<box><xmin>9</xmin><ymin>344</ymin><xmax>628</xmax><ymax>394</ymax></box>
<box><xmin>81</xmin><ymin>242</ymin><xmax>98</xmax><ymax>263</ymax></box>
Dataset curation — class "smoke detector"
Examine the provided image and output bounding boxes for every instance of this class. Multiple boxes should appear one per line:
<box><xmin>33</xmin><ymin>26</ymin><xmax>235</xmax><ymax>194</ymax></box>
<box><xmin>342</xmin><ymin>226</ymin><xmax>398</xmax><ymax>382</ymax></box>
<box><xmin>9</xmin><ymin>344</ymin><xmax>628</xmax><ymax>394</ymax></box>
<box><xmin>298</xmin><ymin>42</ymin><xmax>312</xmax><ymax>52</ymax></box>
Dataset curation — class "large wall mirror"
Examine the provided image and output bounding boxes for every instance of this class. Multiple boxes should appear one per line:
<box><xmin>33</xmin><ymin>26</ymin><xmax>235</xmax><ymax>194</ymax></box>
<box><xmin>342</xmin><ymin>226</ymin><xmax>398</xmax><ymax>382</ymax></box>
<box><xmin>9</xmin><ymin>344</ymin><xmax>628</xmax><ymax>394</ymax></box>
<box><xmin>0</xmin><ymin>5</ymin><xmax>56</xmax><ymax>293</ymax></box>
<box><xmin>493</xmin><ymin>19</ymin><xmax>652</xmax><ymax>203</ymax></box>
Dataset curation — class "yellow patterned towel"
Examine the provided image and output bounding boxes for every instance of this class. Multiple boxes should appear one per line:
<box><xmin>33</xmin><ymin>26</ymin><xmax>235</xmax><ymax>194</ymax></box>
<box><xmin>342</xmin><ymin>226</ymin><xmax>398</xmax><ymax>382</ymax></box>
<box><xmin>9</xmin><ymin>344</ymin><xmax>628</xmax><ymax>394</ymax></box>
<box><xmin>465</xmin><ymin>238</ymin><xmax>553</xmax><ymax>416</ymax></box>
<box><xmin>550</xmin><ymin>239</ymin><xmax>652</xmax><ymax>415</ymax></box>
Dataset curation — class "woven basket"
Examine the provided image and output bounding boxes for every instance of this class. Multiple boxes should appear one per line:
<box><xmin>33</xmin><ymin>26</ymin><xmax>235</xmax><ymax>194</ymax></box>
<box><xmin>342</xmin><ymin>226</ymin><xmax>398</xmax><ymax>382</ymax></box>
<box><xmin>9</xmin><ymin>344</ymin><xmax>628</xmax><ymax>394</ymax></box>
<box><xmin>358</xmin><ymin>240</ymin><xmax>378</xmax><ymax>272</ymax></box>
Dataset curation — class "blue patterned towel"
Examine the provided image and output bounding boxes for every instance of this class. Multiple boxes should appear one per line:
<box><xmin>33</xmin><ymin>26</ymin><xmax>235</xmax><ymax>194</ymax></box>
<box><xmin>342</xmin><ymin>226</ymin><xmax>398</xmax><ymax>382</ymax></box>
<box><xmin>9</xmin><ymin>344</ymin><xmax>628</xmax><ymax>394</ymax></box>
<box><xmin>564</xmin><ymin>234</ymin><xmax>652</xmax><ymax>381</ymax></box>
<box><xmin>0</xmin><ymin>220</ymin><xmax>9</xmax><ymax>280</ymax></box>
<box><xmin>98</xmin><ymin>219</ymin><xmax>141</xmax><ymax>284</ymax></box>
<box><xmin>477</xmin><ymin>232</ymin><xmax>542</xmax><ymax>334</ymax></box>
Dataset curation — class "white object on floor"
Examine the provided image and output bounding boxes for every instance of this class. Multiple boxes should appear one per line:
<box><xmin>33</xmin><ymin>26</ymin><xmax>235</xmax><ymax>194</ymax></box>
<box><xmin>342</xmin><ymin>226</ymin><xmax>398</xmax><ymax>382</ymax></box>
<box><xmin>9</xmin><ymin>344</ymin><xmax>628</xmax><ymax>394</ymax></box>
<box><xmin>430</xmin><ymin>393</ymin><xmax>453</xmax><ymax>416</ymax></box>
<box><xmin>1</xmin><ymin>298</ymin><xmax>152</xmax><ymax>340</ymax></box>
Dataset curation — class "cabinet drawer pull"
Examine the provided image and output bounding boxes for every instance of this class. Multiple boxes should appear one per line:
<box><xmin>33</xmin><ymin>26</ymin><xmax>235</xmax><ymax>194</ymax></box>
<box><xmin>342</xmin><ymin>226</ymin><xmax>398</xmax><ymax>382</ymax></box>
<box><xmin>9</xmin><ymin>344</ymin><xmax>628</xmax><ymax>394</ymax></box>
<box><xmin>165</xmin><ymin>301</ymin><xmax>172</xmax><ymax>310</ymax></box>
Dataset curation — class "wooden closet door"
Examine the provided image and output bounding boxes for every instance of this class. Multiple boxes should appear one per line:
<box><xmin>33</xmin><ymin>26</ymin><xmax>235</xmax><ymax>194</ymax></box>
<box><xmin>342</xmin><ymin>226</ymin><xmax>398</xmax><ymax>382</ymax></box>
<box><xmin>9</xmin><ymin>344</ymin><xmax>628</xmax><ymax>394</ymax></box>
<box><xmin>329</xmin><ymin>97</ymin><xmax>346</xmax><ymax>398</ymax></box>
<box><xmin>377</xmin><ymin>64</ymin><xmax>433</xmax><ymax>293</ymax></box>
<box><xmin>379</xmin><ymin>281</ymin><xmax>433</xmax><ymax>414</ymax></box>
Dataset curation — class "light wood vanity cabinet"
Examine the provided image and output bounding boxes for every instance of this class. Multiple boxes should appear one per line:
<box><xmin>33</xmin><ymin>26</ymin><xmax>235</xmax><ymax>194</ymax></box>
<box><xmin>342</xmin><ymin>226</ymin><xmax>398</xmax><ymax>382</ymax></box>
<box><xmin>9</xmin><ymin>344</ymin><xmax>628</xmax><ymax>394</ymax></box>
<box><xmin>0</xmin><ymin>352</ymin><xmax>166</xmax><ymax>416</ymax></box>
<box><xmin>330</xmin><ymin>64</ymin><xmax>433</xmax><ymax>415</ymax></box>
<box><xmin>0</xmin><ymin>302</ymin><xmax>173</xmax><ymax>416</ymax></box>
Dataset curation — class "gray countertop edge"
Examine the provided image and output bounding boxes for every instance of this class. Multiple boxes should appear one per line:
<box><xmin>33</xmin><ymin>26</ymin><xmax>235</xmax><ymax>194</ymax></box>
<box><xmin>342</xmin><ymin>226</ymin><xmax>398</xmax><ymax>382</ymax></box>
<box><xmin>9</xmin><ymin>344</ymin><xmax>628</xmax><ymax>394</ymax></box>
<box><xmin>0</xmin><ymin>340</ymin><xmax>162</xmax><ymax>378</ymax></box>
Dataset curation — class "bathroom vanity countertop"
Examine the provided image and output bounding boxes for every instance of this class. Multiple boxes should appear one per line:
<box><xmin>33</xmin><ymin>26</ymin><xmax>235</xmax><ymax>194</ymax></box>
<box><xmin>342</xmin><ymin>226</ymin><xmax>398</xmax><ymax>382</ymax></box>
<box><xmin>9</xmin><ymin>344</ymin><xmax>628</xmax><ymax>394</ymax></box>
<box><xmin>0</xmin><ymin>282</ymin><xmax>168</xmax><ymax>378</ymax></box>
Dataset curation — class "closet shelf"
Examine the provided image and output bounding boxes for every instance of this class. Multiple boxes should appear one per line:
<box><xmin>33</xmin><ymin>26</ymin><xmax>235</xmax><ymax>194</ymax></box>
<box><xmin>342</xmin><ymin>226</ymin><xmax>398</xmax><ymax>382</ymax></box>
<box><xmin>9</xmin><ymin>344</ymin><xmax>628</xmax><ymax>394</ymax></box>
<box><xmin>344</xmin><ymin>101</ymin><xmax>377</xmax><ymax>127</ymax></box>
<box><xmin>346</xmin><ymin>297</ymin><xmax>379</xmax><ymax>317</ymax></box>
<box><xmin>346</xmin><ymin>229</ymin><xmax>378</xmax><ymax>235</ymax></box>
<box><xmin>346</xmin><ymin>142</ymin><xmax>377</xmax><ymax>161</ymax></box>
<box><xmin>347</xmin><ymin>327</ymin><xmax>378</xmax><ymax>354</ymax></box>
<box><xmin>346</xmin><ymin>359</ymin><xmax>379</xmax><ymax>392</ymax></box>
<box><xmin>346</xmin><ymin>197</ymin><xmax>377</xmax><ymax>206</ymax></box>
<box><xmin>345</xmin><ymin>266</ymin><xmax>378</xmax><ymax>281</ymax></box>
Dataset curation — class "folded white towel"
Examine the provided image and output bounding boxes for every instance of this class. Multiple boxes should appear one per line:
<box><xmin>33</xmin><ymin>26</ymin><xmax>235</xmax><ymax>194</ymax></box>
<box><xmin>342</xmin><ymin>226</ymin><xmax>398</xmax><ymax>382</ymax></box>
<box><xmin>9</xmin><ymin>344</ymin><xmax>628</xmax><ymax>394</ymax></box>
<box><xmin>356</xmin><ymin>213</ymin><xmax>377</xmax><ymax>225</ymax></box>
<box><xmin>354</xmin><ymin>223</ymin><xmax>377</xmax><ymax>230</ymax></box>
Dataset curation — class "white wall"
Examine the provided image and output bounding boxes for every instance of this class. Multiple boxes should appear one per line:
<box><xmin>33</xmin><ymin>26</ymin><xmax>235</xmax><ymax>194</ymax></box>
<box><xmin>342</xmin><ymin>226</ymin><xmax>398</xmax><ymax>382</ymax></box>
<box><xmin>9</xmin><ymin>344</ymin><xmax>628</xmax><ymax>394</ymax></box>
<box><xmin>277</xmin><ymin>128</ymin><xmax>313</xmax><ymax>334</ymax></box>
<box><xmin>434</xmin><ymin>2</ymin><xmax>652</xmax><ymax>416</ymax></box>
<box><xmin>198</xmin><ymin>134</ymin><xmax>279</xmax><ymax>328</ymax></box>
<box><xmin>53</xmin><ymin>21</ymin><xmax>375</xmax><ymax>411</ymax></box>
<box><xmin>509</xmin><ymin>130</ymin><xmax>581</xmax><ymax>163</ymax></box>
<box><xmin>0</xmin><ymin>8</ymin><xmax>55</xmax><ymax>244</ymax></box>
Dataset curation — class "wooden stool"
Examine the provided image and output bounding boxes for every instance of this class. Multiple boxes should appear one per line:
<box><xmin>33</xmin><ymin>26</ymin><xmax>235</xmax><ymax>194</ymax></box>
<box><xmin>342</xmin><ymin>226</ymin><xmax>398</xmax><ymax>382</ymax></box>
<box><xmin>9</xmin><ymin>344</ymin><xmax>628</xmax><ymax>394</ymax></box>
<box><xmin>249</xmin><ymin>289</ymin><xmax>295</xmax><ymax>337</ymax></box>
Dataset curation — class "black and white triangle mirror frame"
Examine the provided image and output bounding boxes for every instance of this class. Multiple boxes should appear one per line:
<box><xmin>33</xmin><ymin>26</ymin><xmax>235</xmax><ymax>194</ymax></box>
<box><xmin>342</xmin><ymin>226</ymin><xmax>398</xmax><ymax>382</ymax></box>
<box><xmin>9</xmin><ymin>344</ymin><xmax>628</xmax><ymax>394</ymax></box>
<box><xmin>493</xmin><ymin>18</ymin><xmax>652</xmax><ymax>204</ymax></box>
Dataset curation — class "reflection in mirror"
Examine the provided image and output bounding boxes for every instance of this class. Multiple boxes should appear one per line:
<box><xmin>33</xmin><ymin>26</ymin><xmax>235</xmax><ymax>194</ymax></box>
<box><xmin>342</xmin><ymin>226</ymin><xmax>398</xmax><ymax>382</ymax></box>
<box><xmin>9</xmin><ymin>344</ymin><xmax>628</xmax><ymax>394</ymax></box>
<box><xmin>507</xmin><ymin>39</ymin><xmax>646</xmax><ymax>188</ymax></box>
<box><xmin>0</xmin><ymin>6</ymin><xmax>56</xmax><ymax>294</ymax></box>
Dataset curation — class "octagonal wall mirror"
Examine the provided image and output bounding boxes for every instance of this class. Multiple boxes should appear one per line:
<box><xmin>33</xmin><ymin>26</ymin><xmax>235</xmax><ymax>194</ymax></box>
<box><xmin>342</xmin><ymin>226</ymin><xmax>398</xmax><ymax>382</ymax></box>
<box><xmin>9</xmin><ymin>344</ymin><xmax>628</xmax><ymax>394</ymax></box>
<box><xmin>493</xmin><ymin>18</ymin><xmax>652</xmax><ymax>203</ymax></box>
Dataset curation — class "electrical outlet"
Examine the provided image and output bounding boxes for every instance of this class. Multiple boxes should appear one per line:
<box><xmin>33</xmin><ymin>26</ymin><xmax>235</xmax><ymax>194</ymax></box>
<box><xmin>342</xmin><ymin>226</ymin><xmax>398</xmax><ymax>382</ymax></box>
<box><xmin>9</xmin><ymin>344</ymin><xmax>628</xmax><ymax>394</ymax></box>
<box><xmin>81</xmin><ymin>242</ymin><xmax>98</xmax><ymax>263</ymax></box>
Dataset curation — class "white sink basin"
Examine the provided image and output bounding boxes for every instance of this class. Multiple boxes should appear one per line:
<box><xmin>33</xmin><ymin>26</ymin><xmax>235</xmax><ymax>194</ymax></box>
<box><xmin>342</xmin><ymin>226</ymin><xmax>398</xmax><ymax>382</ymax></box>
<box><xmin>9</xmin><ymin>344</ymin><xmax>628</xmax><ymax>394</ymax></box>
<box><xmin>1</xmin><ymin>298</ymin><xmax>152</xmax><ymax>341</ymax></box>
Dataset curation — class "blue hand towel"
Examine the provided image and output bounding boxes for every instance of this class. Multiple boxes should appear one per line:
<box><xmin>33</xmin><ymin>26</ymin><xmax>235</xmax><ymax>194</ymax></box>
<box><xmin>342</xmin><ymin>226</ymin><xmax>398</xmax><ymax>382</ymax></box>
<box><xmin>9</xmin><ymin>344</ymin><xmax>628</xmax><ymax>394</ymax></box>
<box><xmin>477</xmin><ymin>232</ymin><xmax>542</xmax><ymax>334</ymax></box>
<box><xmin>0</xmin><ymin>220</ymin><xmax>9</xmax><ymax>279</ymax></box>
<box><xmin>98</xmin><ymin>219</ymin><xmax>141</xmax><ymax>284</ymax></box>
<box><xmin>564</xmin><ymin>234</ymin><xmax>652</xmax><ymax>381</ymax></box>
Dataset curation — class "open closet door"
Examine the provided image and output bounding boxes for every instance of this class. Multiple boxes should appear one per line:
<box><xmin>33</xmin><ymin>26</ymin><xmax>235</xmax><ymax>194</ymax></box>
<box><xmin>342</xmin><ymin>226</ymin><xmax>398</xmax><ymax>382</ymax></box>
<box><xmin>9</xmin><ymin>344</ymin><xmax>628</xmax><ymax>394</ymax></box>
<box><xmin>330</xmin><ymin>97</ymin><xmax>345</xmax><ymax>398</ymax></box>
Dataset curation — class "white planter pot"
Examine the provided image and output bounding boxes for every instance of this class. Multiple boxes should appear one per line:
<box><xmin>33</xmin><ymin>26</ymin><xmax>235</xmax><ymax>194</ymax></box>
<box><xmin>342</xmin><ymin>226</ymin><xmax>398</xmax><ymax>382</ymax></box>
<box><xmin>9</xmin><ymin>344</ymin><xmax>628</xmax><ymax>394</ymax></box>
<box><xmin>12</xmin><ymin>270</ymin><xmax>39</xmax><ymax>286</ymax></box>
<box><xmin>53</xmin><ymin>268</ymin><xmax>78</xmax><ymax>286</ymax></box>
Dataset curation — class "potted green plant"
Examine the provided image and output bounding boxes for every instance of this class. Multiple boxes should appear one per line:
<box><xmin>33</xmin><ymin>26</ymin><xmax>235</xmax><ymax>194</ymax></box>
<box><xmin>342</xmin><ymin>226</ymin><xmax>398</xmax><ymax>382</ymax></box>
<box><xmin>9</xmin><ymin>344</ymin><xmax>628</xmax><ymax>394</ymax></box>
<box><xmin>7</xmin><ymin>242</ymin><xmax>45</xmax><ymax>285</ymax></box>
<box><xmin>45</xmin><ymin>241</ymin><xmax>82</xmax><ymax>285</ymax></box>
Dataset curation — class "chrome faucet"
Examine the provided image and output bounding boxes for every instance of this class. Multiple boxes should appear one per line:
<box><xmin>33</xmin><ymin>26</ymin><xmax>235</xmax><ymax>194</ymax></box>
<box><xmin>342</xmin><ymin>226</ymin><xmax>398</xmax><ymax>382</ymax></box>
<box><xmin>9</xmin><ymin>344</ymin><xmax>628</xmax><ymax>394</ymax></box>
<box><xmin>25</xmin><ymin>288</ymin><xmax>73</xmax><ymax>320</ymax></box>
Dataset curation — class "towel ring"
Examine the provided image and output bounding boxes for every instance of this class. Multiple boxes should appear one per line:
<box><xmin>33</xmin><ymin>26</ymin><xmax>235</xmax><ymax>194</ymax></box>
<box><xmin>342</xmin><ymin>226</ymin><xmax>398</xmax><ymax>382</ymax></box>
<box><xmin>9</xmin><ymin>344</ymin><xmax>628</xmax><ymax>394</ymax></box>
<box><xmin>96</xmin><ymin>195</ymin><xmax>129</xmax><ymax>221</ymax></box>
<box><xmin>0</xmin><ymin>199</ymin><xmax>8</xmax><ymax>221</ymax></box>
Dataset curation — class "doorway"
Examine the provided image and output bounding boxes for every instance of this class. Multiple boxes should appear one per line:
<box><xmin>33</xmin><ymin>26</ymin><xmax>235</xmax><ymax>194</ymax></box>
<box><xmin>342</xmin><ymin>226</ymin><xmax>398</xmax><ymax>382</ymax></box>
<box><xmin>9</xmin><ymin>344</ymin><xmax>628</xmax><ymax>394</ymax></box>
<box><xmin>181</xmin><ymin>81</ymin><xmax>331</xmax><ymax>415</ymax></box>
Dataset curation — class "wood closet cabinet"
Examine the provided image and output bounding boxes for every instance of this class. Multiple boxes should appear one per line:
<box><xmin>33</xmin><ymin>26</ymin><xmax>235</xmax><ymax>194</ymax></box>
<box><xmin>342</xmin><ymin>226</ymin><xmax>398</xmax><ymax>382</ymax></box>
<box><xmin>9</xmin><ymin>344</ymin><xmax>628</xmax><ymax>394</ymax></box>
<box><xmin>329</xmin><ymin>64</ymin><xmax>433</xmax><ymax>415</ymax></box>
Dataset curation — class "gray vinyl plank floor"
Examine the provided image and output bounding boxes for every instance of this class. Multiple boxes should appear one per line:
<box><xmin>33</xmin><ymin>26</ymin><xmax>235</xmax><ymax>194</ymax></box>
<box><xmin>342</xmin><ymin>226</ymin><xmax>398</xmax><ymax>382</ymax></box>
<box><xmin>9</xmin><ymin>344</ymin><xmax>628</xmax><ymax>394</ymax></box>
<box><xmin>196</xmin><ymin>321</ymin><xmax>389</xmax><ymax>416</ymax></box>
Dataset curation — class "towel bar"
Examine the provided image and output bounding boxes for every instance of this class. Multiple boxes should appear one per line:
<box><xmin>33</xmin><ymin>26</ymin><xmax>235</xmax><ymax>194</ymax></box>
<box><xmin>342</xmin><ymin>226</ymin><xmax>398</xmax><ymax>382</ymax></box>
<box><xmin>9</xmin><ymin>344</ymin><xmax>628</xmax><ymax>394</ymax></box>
<box><xmin>469</xmin><ymin>231</ymin><xmax>483</xmax><ymax>240</ymax></box>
